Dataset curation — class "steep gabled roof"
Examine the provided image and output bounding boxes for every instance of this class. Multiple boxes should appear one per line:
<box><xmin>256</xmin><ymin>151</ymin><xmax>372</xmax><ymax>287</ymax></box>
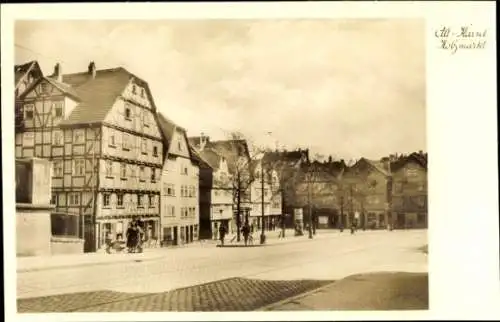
<box><xmin>204</xmin><ymin>139</ymin><xmax>250</xmax><ymax>175</ymax></box>
<box><xmin>58</xmin><ymin>68</ymin><xmax>134</xmax><ymax>126</ymax></box>
<box><xmin>15</xmin><ymin>61</ymin><xmax>43</xmax><ymax>87</ymax></box>
<box><xmin>189</xmin><ymin>145</ymin><xmax>212</xmax><ymax>169</ymax></box>
<box><xmin>157</xmin><ymin>112</ymin><xmax>177</xmax><ymax>155</ymax></box>
<box><xmin>390</xmin><ymin>152</ymin><xmax>428</xmax><ymax>172</ymax></box>
<box><xmin>347</xmin><ymin>158</ymin><xmax>390</xmax><ymax>177</ymax></box>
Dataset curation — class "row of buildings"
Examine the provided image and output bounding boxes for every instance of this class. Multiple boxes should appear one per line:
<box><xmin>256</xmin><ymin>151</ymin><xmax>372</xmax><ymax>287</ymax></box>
<box><xmin>14</xmin><ymin>60</ymin><xmax>428</xmax><ymax>253</ymax></box>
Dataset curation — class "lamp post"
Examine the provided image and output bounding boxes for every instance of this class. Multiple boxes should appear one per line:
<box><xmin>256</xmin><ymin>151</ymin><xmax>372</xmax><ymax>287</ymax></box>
<box><xmin>260</xmin><ymin>165</ymin><xmax>266</xmax><ymax>244</ymax></box>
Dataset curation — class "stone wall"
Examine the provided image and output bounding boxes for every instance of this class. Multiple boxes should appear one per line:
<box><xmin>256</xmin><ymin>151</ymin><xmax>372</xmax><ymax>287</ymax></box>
<box><xmin>16</xmin><ymin>203</ymin><xmax>53</xmax><ymax>256</ymax></box>
<box><xmin>51</xmin><ymin>236</ymin><xmax>84</xmax><ymax>255</ymax></box>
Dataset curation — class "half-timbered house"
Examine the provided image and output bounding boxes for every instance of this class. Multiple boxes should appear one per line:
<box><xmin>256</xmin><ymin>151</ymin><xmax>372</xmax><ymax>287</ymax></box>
<box><xmin>15</xmin><ymin>62</ymin><xmax>163</xmax><ymax>252</ymax></box>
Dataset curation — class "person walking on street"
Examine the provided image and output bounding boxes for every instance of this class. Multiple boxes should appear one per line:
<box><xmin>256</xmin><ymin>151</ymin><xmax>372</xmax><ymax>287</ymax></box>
<box><xmin>350</xmin><ymin>221</ymin><xmax>356</xmax><ymax>235</ymax></box>
<box><xmin>218</xmin><ymin>224</ymin><xmax>227</xmax><ymax>246</ymax></box>
<box><xmin>241</xmin><ymin>223</ymin><xmax>250</xmax><ymax>246</ymax></box>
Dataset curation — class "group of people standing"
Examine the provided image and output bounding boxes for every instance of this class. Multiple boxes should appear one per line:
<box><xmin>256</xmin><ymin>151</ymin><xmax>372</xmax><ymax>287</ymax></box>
<box><xmin>126</xmin><ymin>220</ymin><xmax>144</xmax><ymax>253</ymax></box>
<box><xmin>217</xmin><ymin>222</ymin><xmax>253</xmax><ymax>246</ymax></box>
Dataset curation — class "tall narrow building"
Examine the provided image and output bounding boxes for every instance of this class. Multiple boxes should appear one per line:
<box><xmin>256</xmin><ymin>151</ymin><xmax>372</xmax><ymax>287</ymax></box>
<box><xmin>15</xmin><ymin>62</ymin><xmax>164</xmax><ymax>252</ymax></box>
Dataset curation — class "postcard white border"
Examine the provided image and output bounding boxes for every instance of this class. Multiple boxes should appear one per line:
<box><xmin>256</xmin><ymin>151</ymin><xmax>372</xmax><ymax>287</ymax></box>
<box><xmin>2</xmin><ymin>1</ymin><xmax>499</xmax><ymax>321</ymax></box>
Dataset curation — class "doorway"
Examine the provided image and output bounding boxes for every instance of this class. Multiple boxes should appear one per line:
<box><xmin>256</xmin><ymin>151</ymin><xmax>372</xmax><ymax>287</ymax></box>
<box><xmin>173</xmin><ymin>226</ymin><xmax>178</xmax><ymax>245</ymax></box>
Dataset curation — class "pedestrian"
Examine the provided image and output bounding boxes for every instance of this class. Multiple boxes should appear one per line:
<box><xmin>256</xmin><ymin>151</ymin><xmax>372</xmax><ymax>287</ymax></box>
<box><xmin>105</xmin><ymin>230</ymin><xmax>113</xmax><ymax>254</ymax></box>
<box><xmin>213</xmin><ymin>223</ymin><xmax>218</xmax><ymax>240</ymax></box>
<box><xmin>135</xmin><ymin>223</ymin><xmax>144</xmax><ymax>253</ymax></box>
<box><xmin>126</xmin><ymin>222</ymin><xmax>136</xmax><ymax>253</ymax></box>
<box><xmin>218</xmin><ymin>224</ymin><xmax>227</xmax><ymax>246</ymax></box>
<box><xmin>241</xmin><ymin>223</ymin><xmax>250</xmax><ymax>246</ymax></box>
<box><xmin>350</xmin><ymin>221</ymin><xmax>356</xmax><ymax>235</ymax></box>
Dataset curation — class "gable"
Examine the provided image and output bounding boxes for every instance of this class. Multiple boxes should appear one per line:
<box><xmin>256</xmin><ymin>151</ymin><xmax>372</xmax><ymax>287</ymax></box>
<box><xmin>169</xmin><ymin>129</ymin><xmax>190</xmax><ymax>158</ymax></box>
<box><xmin>23</xmin><ymin>78</ymin><xmax>65</xmax><ymax>100</ymax></box>
<box><xmin>103</xmin><ymin>84</ymin><xmax>161</xmax><ymax>139</ymax></box>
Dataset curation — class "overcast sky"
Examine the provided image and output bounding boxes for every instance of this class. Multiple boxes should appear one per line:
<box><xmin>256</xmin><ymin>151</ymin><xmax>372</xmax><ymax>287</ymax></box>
<box><xmin>15</xmin><ymin>19</ymin><xmax>425</xmax><ymax>160</ymax></box>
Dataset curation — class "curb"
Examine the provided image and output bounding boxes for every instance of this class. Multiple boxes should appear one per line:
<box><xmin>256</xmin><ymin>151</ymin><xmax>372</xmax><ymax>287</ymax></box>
<box><xmin>17</xmin><ymin>253</ymin><xmax>167</xmax><ymax>274</ymax></box>
<box><xmin>256</xmin><ymin>280</ymin><xmax>337</xmax><ymax>311</ymax></box>
<box><xmin>17</xmin><ymin>231</ymin><xmax>341</xmax><ymax>273</ymax></box>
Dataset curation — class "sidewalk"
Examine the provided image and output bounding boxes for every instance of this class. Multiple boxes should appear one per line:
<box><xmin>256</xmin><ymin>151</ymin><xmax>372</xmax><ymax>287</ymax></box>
<box><xmin>261</xmin><ymin>271</ymin><xmax>429</xmax><ymax>311</ymax></box>
<box><xmin>17</xmin><ymin>229</ymin><xmax>340</xmax><ymax>273</ymax></box>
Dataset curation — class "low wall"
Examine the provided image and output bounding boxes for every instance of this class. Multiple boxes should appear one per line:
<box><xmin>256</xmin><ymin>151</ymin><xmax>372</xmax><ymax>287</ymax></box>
<box><xmin>51</xmin><ymin>236</ymin><xmax>84</xmax><ymax>255</ymax></box>
<box><xmin>16</xmin><ymin>203</ymin><xmax>53</xmax><ymax>257</ymax></box>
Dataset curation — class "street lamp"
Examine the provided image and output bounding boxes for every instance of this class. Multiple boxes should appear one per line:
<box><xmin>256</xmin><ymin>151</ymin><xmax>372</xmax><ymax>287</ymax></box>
<box><xmin>260</xmin><ymin>166</ymin><xmax>266</xmax><ymax>244</ymax></box>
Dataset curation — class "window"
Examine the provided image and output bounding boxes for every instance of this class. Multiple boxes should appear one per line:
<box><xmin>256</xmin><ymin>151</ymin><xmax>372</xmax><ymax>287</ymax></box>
<box><xmin>125</xmin><ymin>105</ymin><xmax>131</xmax><ymax>119</ymax></box>
<box><xmin>53</xmin><ymin>130</ymin><xmax>63</xmax><ymax>146</ymax></box>
<box><xmin>168</xmin><ymin>205</ymin><xmax>175</xmax><ymax>217</ymax></box>
<box><xmin>105</xmin><ymin>160</ymin><xmax>113</xmax><ymax>177</ymax></box>
<box><xmin>51</xmin><ymin>193</ymin><xmax>57</xmax><ymax>205</ymax></box>
<box><xmin>140</xmin><ymin>88</ymin><xmax>145</xmax><ymax>98</ymax></box>
<box><xmin>73</xmin><ymin>159</ymin><xmax>85</xmax><ymax>176</ymax></box>
<box><xmin>24</xmin><ymin>104</ymin><xmax>34</xmax><ymax>120</ymax></box>
<box><xmin>166</xmin><ymin>184</ymin><xmax>175</xmax><ymax>196</ymax></box>
<box><xmin>73</xmin><ymin>130</ymin><xmax>84</xmax><ymax>144</ymax></box>
<box><xmin>53</xmin><ymin>101</ymin><xmax>63</xmax><ymax>117</ymax></box>
<box><xmin>177</xmin><ymin>139</ymin><xmax>182</xmax><ymax>151</ymax></box>
<box><xmin>132</xmin><ymin>84</ymin><xmax>137</xmax><ymax>94</ymax></box>
<box><xmin>122</xmin><ymin>133</ymin><xmax>130</xmax><ymax>150</ymax></box>
<box><xmin>181</xmin><ymin>165</ymin><xmax>188</xmax><ymax>175</ymax></box>
<box><xmin>153</xmin><ymin>146</ymin><xmax>158</xmax><ymax>157</ymax></box>
<box><xmin>406</xmin><ymin>168</ymin><xmax>418</xmax><ymax>177</ymax></box>
<box><xmin>103</xmin><ymin>193</ymin><xmax>110</xmax><ymax>207</ymax></box>
<box><xmin>151</xmin><ymin>167</ymin><xmax>156</xmax><ymax>181</ymax></box>
<box><xmin>120</xmin><ymin>163</ymin><xmax>127</xmax><ymax>178</ymax></box>
<box><xmin>117</xmin><ymin>193</ymin><xmax>124</xmax><ymax>207</ymax></box>
<box><xmin>139</xmin><ymin>166</ymin><xmax>145</xmax><ymax>181</ymax></box>
<box><xmin>68</xmin><ymin>193</ymin><xmax>80</xmax><ymax>206</ymax></box>
<box><xmin>23</xmin><ymin>132</ymin><xmax>35</xmax><ymax>147</ymax></box>
<box><xmin>130</xmin><ymin>166</ymin><xmax>136</xmax><ymax>180</ymax></box>
<box><xmin>109</xmin><ymin>134</ymin><xmax>116</xmax><ymax>147</ymax></box>
<box><xmin>52</xmin><ymin>160</ymin><xmax>63</xmax><ymax>177</ymax></box>
<box><xmin>149</xmin><ymin>195</ymin><xmax>154</xmax><ymax>207</ymax></box>
<box><xmin>142</xmin><ymin>138</ymin><xmax>147</xmax><ymax>154</ymax></box>
<box><xmin>138</xmin><ymin>194</ymin><xmax>143</xmax><ymax>207</ymax></box>
<box><xmin>40</xmin><ymin>82</ymin><xmax>48</xmax><ymax>93</ymax></box>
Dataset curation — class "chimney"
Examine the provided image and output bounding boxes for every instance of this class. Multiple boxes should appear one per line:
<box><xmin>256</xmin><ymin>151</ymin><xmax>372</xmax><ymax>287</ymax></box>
<box><xmin>88</xmin><ymin>61</ymin><xmax>96</xmax><ymax>79</ymax></box>
<box><xmin>328</xmin><ymin>155</ymin><xmax>333</xmax><ymax>163</ymax></box>
<box><xmin>53</xmin><ymin>63</ymin><xmax>62</xmax><ymax>82</ymax></box>
<box><xmin>200</xmin><ymin>132</ymin><xmax>207</xmax><ymax>150</ymax></box>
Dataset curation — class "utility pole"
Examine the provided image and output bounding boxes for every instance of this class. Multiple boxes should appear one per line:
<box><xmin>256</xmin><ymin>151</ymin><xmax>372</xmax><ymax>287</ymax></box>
<box><xmin>236</xmin><ymin>171</ymin><xmax>241</xmax><ymax>242</ymax></box>
<box><xmin>307</xmin><ymin>171</ymin><xmax>313</xmax><ymax>239</ymax></box>
<box><xmin>260</xmin><ymin>165</ymin><xmax>266</xmax><ymax>244</ymax></box>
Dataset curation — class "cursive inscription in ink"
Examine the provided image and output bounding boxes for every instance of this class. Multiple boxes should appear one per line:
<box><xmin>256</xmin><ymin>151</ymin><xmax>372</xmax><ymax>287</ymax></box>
<box><xmin>435</xmin><ymin>25</ymin><xmax>488</xmax><ymax>54</ymax></box>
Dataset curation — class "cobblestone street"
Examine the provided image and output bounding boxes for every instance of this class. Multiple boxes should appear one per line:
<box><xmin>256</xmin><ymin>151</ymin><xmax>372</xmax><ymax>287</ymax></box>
<box><xmin>17</xmin><ymin>229</ymin><xmax>427</xmax><ymax>312</ymax></box>
<box><xmin>18</xmin><ymin>277</ymin><xmax>332</xmax><ymax>312</ymax></box>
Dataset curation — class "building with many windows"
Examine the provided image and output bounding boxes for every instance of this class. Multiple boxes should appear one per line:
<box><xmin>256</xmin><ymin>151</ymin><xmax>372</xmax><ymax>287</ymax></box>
<box><xmin>15</xmin><ymin>61</ymin><xmax>164</xmax><ymax>252</ymax></box>
<box><xmin>389</xmin><ymin>152</ymin><xmax>428</xmax><ymax>229</ymax></box>
<box><xmin>157</xmin><ymin>113</ymin><xmax>200</xmax><ymax>246</ymax></box>
<box><xmin>194</xmin><ymin>146</ymin><xmax>234</xmax><ymax>240</ymax></box>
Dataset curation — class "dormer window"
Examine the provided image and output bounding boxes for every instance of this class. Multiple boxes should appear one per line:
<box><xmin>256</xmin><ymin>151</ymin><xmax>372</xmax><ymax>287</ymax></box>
<box><xmin>141</xmin><ymin>88</ymin><xmax>145</xmax><ymax>98</ymax></box>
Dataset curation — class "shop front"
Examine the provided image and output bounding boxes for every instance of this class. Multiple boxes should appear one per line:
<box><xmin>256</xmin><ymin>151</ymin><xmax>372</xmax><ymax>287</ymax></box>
<box><xmin>98</xmin><ymin>215</ymin><xmax>160</xmax><ymax>251</ymax></box>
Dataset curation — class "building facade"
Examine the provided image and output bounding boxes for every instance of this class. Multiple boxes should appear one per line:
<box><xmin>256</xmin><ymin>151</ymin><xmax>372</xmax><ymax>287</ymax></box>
<box><xmin>157</xmin><ymin>113</ymin><xmax>200</xmax><ymax>246</ymax></box>
<box><xmin>390</xmin><ymin>153</ymin><xmax>428</xmax><ymax>229</ymax></box>
<box><xmin>195</xmin><ymin>148</ymin><xmax>234</xmax><ymax>240</ymax></box>
<box><xmin>190</xmin><ymin>135</ymin><xmax>252</xmax><ymax>234</ymax></box>
<box><xmin>248</xmin><ymin>160</ymin><xmax>282</xmax><ymax>231</ymax></box>
<box><xmin>15</xmin><ymin>62</ymin><xmax>164</xmax><ymax>252</ymax></box>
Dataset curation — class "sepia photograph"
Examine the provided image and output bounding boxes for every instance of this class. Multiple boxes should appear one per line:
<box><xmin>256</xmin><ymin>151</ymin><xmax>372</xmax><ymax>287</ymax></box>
<box><xmin>12</xmin><ymin>17</ymin><xmax>428</xmax><ymax>313</ymax></box>
<box><xmin>2</xmin><ymin>2</ymin><xmax>498</xmax><ymax>321</ymax></box>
